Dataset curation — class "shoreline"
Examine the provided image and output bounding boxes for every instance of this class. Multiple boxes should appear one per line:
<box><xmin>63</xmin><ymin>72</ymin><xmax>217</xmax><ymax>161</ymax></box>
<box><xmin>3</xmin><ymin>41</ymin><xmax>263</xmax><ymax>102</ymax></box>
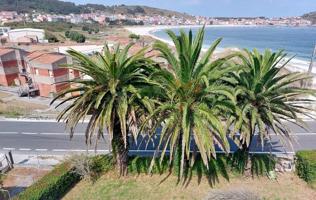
<box><xmin>125</xmin><ymin>25</ymin><xmax>313</xmax><ymax>74</ymax></box>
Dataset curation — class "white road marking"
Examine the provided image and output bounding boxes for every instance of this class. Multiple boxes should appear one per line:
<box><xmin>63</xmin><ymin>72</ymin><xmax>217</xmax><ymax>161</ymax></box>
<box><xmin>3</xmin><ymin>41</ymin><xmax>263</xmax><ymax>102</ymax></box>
<box><xmin>21</xmin><ymin>132</ymin><xmax>38</xmax><ymax>135</ymax></box>
<box><xmin>290</xmin><ymin>132</ymin><xmax>316</xmax><ymax>136</ymax></box>
<box><xmin>52</xmin><ymin>149</ymin><xmax>68</xmax><ymax>152</ymax></box>
<box><xmin>3</xmin><ymin>147</ymin><xmax>15</xmax><ymax>150</ymax></box>
<box><xmin>0</xmin><ymin>132</ymin><xmax>18</xmax><ymax>134</ymax></box>
<box><xmin>35</xmin><ymin>149</ymin><xmax>48</xmax><ymax>151</ymax></box>
<box><xmin>51</xmin><ymin>149</ymin><xmax>109</xmax><ymax>152</ymax></box>
<box><xmin>19</xmin><ymin>148</ymin><xmax>31</xmax><ymax>151</ymax></box>
<box><xmin>40</xmin><ymin>132</ymin><xmax>85</xmax><ymax>135</ymax></box>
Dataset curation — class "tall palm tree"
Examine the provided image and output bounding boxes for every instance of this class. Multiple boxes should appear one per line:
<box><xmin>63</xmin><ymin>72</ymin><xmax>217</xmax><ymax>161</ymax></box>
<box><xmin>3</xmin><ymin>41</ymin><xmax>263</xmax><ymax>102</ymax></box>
<box><xmin>51</xmin><ymin>44</ymin><xmax>156</xmax><ymax>176</ymax></box>
<box><xmin>146</xmin><ymin>27</ymin><xmax>237</xmax><ymax>178</ymax></box>
<box><xmin>230</xmin><ymin>49</ymin><xmax>316</xmax><ymax>151</ymax></box>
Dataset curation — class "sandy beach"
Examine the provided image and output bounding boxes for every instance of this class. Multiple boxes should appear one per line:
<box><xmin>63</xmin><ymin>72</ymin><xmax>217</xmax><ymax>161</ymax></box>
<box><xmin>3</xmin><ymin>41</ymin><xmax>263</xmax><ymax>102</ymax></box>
<box><xmin>125</xmin><ymin>25</ymin><xmax>314</xmax><ymax>74</ymax></box>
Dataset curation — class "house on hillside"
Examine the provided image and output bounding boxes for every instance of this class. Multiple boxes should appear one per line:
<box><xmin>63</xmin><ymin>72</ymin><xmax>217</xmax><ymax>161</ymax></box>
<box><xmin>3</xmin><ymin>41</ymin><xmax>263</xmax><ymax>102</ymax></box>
<box><xmin>23</xmin><ymin>51</ymin><xmax>80</xmax><ymax>97</ymax></box>
<box><xmin>0</xmin><ymin>47</ymin><xmax>28</xmax><ymax>86</ymax></box>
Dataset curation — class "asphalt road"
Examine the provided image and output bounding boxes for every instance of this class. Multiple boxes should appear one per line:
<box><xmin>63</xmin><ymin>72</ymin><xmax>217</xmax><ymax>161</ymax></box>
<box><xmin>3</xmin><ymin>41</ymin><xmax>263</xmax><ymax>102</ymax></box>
<box><xmin>0</xmin><ymin>119</ymin><xmax>315</xmax><ymax>156</ymax></box>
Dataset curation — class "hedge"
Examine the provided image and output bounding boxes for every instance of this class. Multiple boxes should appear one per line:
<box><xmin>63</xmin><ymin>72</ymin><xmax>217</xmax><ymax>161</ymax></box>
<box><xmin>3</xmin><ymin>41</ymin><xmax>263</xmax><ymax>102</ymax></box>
<box><xmin>296</xmin><ymin>150</ymin><xmax>316</xmax><ymax>187</ymax></box>
<box><xmin>128</xmin><ymin>153</ymin><xmax>275</xmax><ymax>179</ymax></box>
<box><xmin>15</xmin><ymin>163</ymin><xmax>80</xmax><ymax>200</ymax></box>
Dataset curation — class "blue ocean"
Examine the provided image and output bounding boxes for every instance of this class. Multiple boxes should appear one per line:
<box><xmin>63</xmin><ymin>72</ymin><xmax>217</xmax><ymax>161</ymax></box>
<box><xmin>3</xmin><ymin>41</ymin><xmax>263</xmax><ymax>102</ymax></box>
<box><xmin>152</xmin><ymin>26</ymin><xmax>316</xmax><ymax>62</ymax></box>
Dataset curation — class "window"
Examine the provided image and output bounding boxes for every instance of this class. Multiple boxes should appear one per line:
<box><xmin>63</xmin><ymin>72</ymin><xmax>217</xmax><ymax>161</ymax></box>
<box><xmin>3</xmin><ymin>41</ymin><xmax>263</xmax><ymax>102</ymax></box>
<box><xmin>48</xmin><ymin>70</ymin><xmax>53</xmax><ymax>77</ymax></box>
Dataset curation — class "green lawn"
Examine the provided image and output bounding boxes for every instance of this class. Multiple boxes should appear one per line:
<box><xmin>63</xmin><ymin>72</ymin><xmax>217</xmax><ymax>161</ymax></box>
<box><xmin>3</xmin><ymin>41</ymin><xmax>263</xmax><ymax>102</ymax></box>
<box><xmin>62</xmin><ymin>172</ymin><xmax>316</xmax><ymax>200</ymax></box>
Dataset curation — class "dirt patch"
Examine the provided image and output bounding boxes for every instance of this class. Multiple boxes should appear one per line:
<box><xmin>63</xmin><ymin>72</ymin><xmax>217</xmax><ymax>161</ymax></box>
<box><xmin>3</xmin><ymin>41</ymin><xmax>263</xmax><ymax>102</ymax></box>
<box><xmin>0</xmin><ymin>99</ymin><xmax>50</xmax><ymax>117</ymax></box>
<box><xmin>0</xmin><ymin>92</ymin><xmax>13</xmax><ymax>99</ymax></box>
<box><xmin>1</xmin><ymin>167</ymin><xmax>50</xmax><ymax>197</ymax></box>
<box><xmin>63</xmin><ymin>172</ymin><xmax>316</xmax><ymax>200</ymax></box>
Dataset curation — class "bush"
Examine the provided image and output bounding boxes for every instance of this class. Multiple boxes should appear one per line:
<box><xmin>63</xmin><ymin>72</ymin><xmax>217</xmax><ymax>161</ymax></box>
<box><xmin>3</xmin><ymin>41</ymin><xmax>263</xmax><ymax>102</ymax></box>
<box><xmin>65</xmin><ymin>31</ymin><xmax>86</xmax><ymax>43</ymax></box>
<box><xmin>129</xmin><ymin>156</ymin><xmax>169</xmax><ymax>174</ymax></box>
<box><xmin>65</xmin><ymin>30</ymin><xmax>70</xmax><ymax>38</ymax></box>
<box><xmin>296</xmin><ymin>150</ymin><xmax>316</xmax><ymax>187</ymax></box>
<box><xmin>129</xmin><ymin>33</ymin><xmax>140</xmax><ymax>40</ymax></box>
<box><xmin>45</xmin><ymin>31</ymin><xmax>59</xmax><ymax>43</ymax></box>
<box><xmin>15</xmin><ymin>163</ymin><xmax>80</xmax><ymax>200</ymax></box>
<box><xmin>70</xmin><ymin>154</ymin><xmax>114</xmax><ymax>181</ymax></box>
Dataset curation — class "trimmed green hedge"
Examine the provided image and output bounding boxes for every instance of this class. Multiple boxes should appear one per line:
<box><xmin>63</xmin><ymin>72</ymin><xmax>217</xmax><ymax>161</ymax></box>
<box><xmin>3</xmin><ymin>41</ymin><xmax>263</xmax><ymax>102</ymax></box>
<box><xmin>296</xmin><ymin>150</ymin><xmax>316</xmax><ymax>187</ymax></box>
<box><xmin>15</xmin><ymin>163</ymin><xmax>80</xmax><ymax>200</ymax></box>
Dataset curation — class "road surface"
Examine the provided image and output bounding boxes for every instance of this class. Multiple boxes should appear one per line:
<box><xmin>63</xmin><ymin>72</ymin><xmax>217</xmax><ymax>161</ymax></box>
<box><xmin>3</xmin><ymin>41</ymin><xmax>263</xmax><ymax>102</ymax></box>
<box><xmin>0</xmin><ymin>119</ymin><xmax>316</xmax><ymax>156</ymax></box>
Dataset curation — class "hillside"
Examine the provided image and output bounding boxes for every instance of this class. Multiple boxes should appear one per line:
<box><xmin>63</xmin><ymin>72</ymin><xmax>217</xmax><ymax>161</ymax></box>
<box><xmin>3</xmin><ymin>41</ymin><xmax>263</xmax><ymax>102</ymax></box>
<box><xmin>0</xmin><ymin>0</ymin><xmax>193</xmax><ymax>18</ymax></box>
<box><xmin>302</xmin><ymin>11</ymin><xmax>316</xmax><ymax>24</ymax></box>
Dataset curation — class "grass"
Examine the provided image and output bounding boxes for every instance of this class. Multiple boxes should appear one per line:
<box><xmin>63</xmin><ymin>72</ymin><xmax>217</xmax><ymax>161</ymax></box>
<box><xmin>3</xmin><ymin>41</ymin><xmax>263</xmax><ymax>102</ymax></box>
<box><xmin>0</xmin><ymin>100</ymin><xmax>48</xmax><ymax>117</ymax></box>
<box><xmin>0</xmin><ymin>92</ymin><xmax>54</xmax><ymax>118</ymax></box>
<box><xmin>63</xmin><ymin>171</ymin><xmax>316</xmax><ymax>200</ymax></box>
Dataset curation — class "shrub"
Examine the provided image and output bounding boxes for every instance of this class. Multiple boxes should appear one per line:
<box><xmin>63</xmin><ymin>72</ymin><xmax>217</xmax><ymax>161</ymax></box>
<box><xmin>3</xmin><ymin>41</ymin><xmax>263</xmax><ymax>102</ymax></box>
<box><xmin>228</xmin><ymin>151</ymin><xmax>276</xmax><ymax>176</ymax></box>
<box><xmin>91</xmin><ymin>155</ymin><xmax>114</xmax><ymax>174</ymax></box>
<box><xmin>296</xmin><ymin>150</ymin><xmax>316</xmax><ymax>187</ymax></box>
<box><xmin>45</xmin><ymin>31</ymin><xmax>59</xmax><ymax>43</ymax></box>
<box><xmin>69</xmin><ymin>154</ymin><xmax>114</xmax><ymax>181</ymax></box>
<box><xmin>65</xmin><ymin>30</ymin><xmax>70</xmax><ymax>38</ymax></box>
<box><xmin>128</xmin><ymin>156</ymin><xmax>169</xmax><ymax>174</ymax></box>
<box><xmin>15</xmin><ymin>163</ymin><xmax>80</xmax><ymax>200</ymax></box>
<box><xmin>66</xmin><ymin>31</ymin><xmax>86</xmax><ymax>43</ymax></box>
<box><xmin>129</xmin><ymin>33</ymin><xmax>140</xmax><ymax>40</ymax></box>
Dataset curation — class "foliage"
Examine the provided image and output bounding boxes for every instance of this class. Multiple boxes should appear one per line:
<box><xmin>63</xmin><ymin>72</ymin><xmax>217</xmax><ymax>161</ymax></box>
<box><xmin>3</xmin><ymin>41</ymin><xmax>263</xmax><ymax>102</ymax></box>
<box><xmin>147</xmin><ymin>27</ymin><xmax>236</xmax><ymax>178</ymax></box>
<box><xmin>82</xmin><ymin>25</ymin><xmax>99</xmax><ymax>34</ymax></box>
<box><xmin>229</xmin><ymin>150</ymin><xmax>276</xmax><ymax>176</ymax></box>
<box><xmin>15</xmin><ymin>163</ymin><xmax>80</xmax><ymax>200</ymax></box>
<box><xmin>302</xmin><ymin>11</ymin><xmax>316</xmax><ymax>24</ymax></box>
<box><xmin>0</xmin><ymin>0</ymin><xmax>192</xmax><ymax>19</ymax></box>
<box><xmin>70</xmin><ymin>154</ymin><xmax>114</xmax><ymax>182</ymax></box>
<box><xmin>65</xmin><ymin>31</ymin><xmax>86</xmax><ymax>43</ymax></box>
<box><xmin>129</xmin><ymin>156</ymin><xmax>169</xmax><ymax>174</ymax></box>
<box><xmin>91</xmin><ymin>155</ymin><xmax>115</xmax><ymax>174</ymax></box>
<box><xmin>51</xmin><ymin>43</ymin><xmax>156</xmax><ymax>175</ymax></box>
<box><xmin>229</xmin><ymin>49</ymin><xmax>316</xmax><ymax>150</ymax></box>
<box><xmin>6</xmin><ymin>22</ymin><xmax>74</xmax><ymax>32</ymax></box>
<box><xmin>65</xmin><ymin>30</ymin><xmax>70</xmax><ymax>38</ymax></box>
<box><xmin>45</xmin><ymin>31</ymin><xmax>59</xmax><ymax>43</ymax></box>
<box><xmin>296</xmin><ymin>150</ymin><xmax>316</xmax><ymax>188</ymax></box>
<box><xmin>129</xmin><ymin>33</ymin><xmax>140</xmax><ymax>40</ymax></box>
<box><xmin>0</xmin><ymin>0</ymin><xmax>81</xmax><ymax>14</ymax></box>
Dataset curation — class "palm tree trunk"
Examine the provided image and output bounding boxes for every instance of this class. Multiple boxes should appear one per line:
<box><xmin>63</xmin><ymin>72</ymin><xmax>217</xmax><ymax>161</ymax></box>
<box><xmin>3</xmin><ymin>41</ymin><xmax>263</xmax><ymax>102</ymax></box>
<box><xmin>241</xmin><ymin>134</ymin><xmax>253</xmax><ymax>177</ymax></box>
<box><xmin>112</xmin><ymin>121</ymin><xmax>129</xmax><ymax>176</ymax></box>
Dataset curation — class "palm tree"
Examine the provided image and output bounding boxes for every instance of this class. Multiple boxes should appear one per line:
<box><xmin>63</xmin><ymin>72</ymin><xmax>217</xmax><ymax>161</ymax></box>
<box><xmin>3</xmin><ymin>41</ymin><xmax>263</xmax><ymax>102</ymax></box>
<box><xmin>51</xmin><ymin>44</ymin><xmax>156</xmax><ymax>176</ymax></box>
<box><xmin>230</xmin><ymin>49</ymin><xmax>316</xmax><ymax>152</ymax></box>
<box><xmin>146</xmin><ymin>27</ymin><xmax>237</xmax><ymax>178</ymax></box>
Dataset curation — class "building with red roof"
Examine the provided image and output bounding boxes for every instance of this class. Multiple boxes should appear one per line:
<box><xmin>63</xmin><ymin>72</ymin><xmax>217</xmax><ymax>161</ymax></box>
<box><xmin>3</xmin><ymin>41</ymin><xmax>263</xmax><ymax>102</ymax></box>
<box><xmin>24</xmin><ymin>51</ymin><xmax>80</xmax><ymax>97</ymax></box>
<box><xmin>0</xmin><ymin>47</ymin><xmax>27</xmax><ymax>86</ymax></box>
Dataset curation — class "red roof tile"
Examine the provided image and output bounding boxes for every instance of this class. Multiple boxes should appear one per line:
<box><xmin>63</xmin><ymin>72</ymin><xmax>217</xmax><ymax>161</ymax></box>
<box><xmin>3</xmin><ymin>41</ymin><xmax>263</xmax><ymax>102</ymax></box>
<box><xmin>0</xmin><ymin>48</ymin><xmax>14</xmax><ymax>56</ymax></box>
<box><xmin>26</xmin><ymin>51</ymin><xmax>65</xmax><ymax>64</ymax></box>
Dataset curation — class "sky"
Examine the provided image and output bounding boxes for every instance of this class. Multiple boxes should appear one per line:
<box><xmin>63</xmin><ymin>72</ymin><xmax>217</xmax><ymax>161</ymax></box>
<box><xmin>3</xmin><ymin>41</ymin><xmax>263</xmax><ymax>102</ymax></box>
<box><xmin>65</xmin><ymin>0</ymin><xmax>316</xmax><ymax>17</ymax></box>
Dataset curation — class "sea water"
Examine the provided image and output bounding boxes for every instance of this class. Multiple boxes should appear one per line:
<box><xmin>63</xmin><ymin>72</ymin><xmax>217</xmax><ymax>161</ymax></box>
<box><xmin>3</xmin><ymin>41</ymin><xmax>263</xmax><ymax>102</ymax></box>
<box><xmin>152</xmin><ymin>26</ymin><xmax>316</xmax><ymax>70</ymax></box>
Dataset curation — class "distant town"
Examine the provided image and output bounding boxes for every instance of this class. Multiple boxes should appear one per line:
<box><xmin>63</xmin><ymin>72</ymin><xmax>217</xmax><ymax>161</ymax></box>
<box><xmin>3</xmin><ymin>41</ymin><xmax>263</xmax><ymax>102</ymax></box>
<box><xmin>0</xmin><ymin>10</ymin><xmax>314</xmax><ymax>27</ymax></box>
<box><xmin>0</xmin><ymin>7</ymin><xmax>315</xmax><ymax>99</ymax></box>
